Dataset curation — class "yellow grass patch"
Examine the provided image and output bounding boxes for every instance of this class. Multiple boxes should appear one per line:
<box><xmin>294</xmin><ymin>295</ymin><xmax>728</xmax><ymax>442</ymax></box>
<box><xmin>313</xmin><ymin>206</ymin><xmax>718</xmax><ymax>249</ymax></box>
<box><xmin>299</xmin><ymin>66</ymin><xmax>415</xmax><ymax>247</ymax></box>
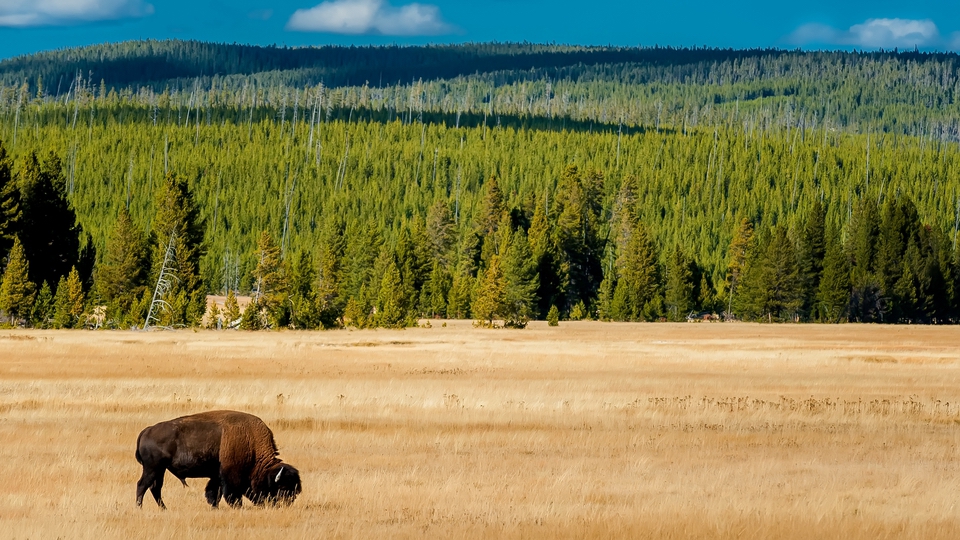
<box><xmin>1</xmin><ymin>322</ymin><xmax>959</xmax><ymax>538</ymax></box>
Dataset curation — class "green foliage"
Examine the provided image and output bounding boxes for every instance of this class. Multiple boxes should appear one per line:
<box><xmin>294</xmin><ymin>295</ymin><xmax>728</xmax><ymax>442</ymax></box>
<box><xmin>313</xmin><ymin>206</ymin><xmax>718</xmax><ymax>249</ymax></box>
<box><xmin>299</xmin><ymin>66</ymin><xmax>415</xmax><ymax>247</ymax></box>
<box><xmin>30</xmin><ymin>281</ymin><xmax>54</xmax><ymax>328</ymax></box>
<box><xmin>16</xmin><ymin>152</ymin><xmax>82</xmax><ymax>289</ymax></box>
<box><xmin>546</xmin><ymin>305</ymin><xmax>559</xmax><ymax>326</ymax></box>
<box><xmin>52</xmin><ymin>267</ymin><xmax>84</xmax><ymax>328</ymax></box>
<box><xmin>0</xmin><ymin>236</ymin><xmax>35</xmax><ymax>322</ymax></box>
<box><xmin>502</xmin><ymin>229</ymin><xmax>539</xmax><ymax>327</ymax></box>
<box><xmin>0</xmin><ymin>140</ymin><xmax>19</xmax><ymax>259</ymax></box>
<box><xmin>96</xmin><ymin>207</ymin><xmax>149</xmax><ymax>321</ymax></box>
<box><xmin>151</xmin><ymin>172</ymin><xmax>205</xmax><ymax>327</ymax></box>
<box><xmin>737</xmin><ymin>226</ymin><xmax>803</xmax><ymax>322</ymax></box>
<box><xmin>0</xmin><ymin>43</ymin><xmax>959</xmax><ymax>326</ymax></box>
<box><xmin>472</xmin><ymin>255</ymin><xmax>506</xmax><ymax>327</ymax></box>
<box><xmin>665</xmin><ymin>246</ymin><xmax>696</xmax><ymax>321</ymax></box>
<box><xmin>223</xmin><ymin>290</ymin><xmax>241</xmax><ymax>326</ymax></box>
<box><xmin>252</xmin><ymin>230</ymin><xmax>288</xmax><ymax>328</ymax></box>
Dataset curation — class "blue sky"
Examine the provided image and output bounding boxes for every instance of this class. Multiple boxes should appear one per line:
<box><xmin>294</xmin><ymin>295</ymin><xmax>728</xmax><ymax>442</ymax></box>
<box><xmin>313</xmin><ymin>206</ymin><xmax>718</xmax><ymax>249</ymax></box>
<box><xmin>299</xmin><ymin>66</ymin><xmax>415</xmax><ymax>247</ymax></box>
<box><xmin>0</xmin><ymin>0</ymin><xmax>958</xmax><ymax>60</ymax></box>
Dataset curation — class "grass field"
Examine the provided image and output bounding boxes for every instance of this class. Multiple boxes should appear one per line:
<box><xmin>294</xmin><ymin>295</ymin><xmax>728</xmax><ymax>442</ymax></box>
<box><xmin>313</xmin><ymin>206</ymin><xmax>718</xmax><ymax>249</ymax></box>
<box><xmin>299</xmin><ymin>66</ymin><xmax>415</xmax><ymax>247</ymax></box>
<box><xmin>1</xmin><ymin>321</ymin><xmax>959</xmax><ymax>539</ymax></box>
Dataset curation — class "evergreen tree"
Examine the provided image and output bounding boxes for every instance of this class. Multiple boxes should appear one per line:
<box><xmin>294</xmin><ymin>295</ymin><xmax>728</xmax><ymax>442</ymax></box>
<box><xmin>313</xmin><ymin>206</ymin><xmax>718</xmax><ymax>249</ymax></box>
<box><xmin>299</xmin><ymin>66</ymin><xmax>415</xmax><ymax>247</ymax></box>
<box><xmin>287</xmin><ymin>250</ymin><xmax>318</xmax><ymax>329</ymax></box>
<box><xmin>553</xmin><ymin>164</ymin><xmax>603</xmax><ymax>312</ymax></box>
<box><xmin>425</xmin><ymin>199</ymin><xmax>455</xmax><ymax>266</ymax></box>
<box><xmin>609</xmin><ymin>220</ymin><xmax>660</xmax><ymax>321</ymax></box>
<box><xmin>252</xmin><ymin>230</ymin><xmax>287</xmax><ymax>327</ymax></box>
<box><xmin>664</xmin><ymin>246</ymin><xmax>695</xmax><ymax>321</ymax></box>
<box><xmin>0</xmin><ymin>237</ymin><xmax>35</xmax><ymax>323</ymax></box>
<box><xmin>17</xmin><ymin>152</ymin><xmax>82</xmax><ymax>289</ymax></box>
<box><xmin>847</xmin><ymin>199</ymin><xmax>882</xmax><ymax>322</ymax></box>
<box><xmin>816</xmin><ymin>227</ymin><xmax>851</xmax><ymax>322</ymax></box>
<box><xmin>738</xmin><ymin>226</ymin><xmax>802</xmax><ymax>322</ymax></box>
<box><xmin>877</xmin><ymin>198</ymin><xmax>922</xmax><ymax>321</ymax></box>
<box><xmin>798</xmin><ymin>199</ymin><xmax>826</xmax><ymax>320</ymax></box>
<box><xmin>96</xmin><ymin>207</ymin><xmax>149</xmax><ymax>321</ymax></box>
<box><xmin>315</xmin><ymin>216</ymin><xmax>346</xmax><ymax>329</ymax></box>
<box><xmin>0</xmin><ymin>141</ymin><xmax>20</xmax><ymax>260</ymax></box>
<box><xmin>725</xmin><ymin>217</ymin><xmax>754</xmax><ymax>318</ymax></box>
<box><xmin>150</xmin><ymin>172</ymin><xmax>205</xmax><ymax>326</ymax></box>
<box><xmin>374</xmin><ymin>260</ymin><xmax>406</xmax><ymax>328</ymax></box>
<box><xmin>223</xmin><ymin>289</ymin><xmax>241</xmax><ymax>327</ymax></box>
<box><xmin>501</xmin><ymin>229</ymin><xmax>539</xmax><ymax>327</ymax></box>
<box><xmin>472</xmin><ymin>255</ymin><xmax>506</xmax><ymax>326</ymax></box>
<box><xmin>528</xmin><ymin>194</ymin><xmax>559</xmax><ymax>317</ymax></box>
<box><xmin>30</xmin><ymin>281</ymin><xmax>54</xmax><ymax>328</ymax></box>
<box><xmin>421</xmin><ymin>260</ymin><xmax>451</xmax><ymax>318</ymax></box>
<box><xmin>546</xmin><ymin>304</ymin><xmax>560</xmax><ymax>326</ymax></box>
<box><xmin>477</xmin><ymin>175</ymin><xmax>505</xmax><ymax>238</ymax></box>
<box><xmin>52</xmin><ymin>267</ymin><xmax>84</xmax><ymax>328</ymax></box>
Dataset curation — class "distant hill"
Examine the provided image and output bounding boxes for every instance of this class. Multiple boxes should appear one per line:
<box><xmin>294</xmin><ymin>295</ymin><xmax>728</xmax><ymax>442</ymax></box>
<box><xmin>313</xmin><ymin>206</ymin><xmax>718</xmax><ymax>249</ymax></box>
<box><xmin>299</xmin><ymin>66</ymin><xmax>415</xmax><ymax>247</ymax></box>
<box><xmin>3</xmin><ymin>40</ymin><xmax>960</xmax><ymax>138</ymax></box>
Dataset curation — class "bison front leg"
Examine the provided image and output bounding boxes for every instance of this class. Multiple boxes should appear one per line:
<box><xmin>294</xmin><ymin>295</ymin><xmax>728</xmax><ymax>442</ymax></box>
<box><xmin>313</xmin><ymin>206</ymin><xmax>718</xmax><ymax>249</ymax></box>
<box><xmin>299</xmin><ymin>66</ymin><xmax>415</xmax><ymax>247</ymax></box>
<box><xmin>205</xmin><ymin>478</ymin><xmax>223</xmax><ymax>508</ymax></box>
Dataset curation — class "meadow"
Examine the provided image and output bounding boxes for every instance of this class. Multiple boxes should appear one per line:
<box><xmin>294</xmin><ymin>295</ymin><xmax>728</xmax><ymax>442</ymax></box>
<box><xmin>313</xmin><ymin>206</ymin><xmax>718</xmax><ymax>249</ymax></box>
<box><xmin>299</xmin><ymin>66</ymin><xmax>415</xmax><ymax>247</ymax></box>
<box><xmin>1</xmin><ymin>322</ymin><xmax>959</xmax><ymax>539</ymax></box>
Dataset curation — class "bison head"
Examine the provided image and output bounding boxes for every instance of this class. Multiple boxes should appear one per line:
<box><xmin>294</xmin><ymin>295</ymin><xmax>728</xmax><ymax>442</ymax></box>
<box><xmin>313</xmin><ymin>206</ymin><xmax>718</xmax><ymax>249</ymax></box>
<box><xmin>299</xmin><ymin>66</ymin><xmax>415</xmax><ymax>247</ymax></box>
<box><xmin>250</xmin><ymin>463</ymin><xmax>302</xmax><ymax>506</ymax></box>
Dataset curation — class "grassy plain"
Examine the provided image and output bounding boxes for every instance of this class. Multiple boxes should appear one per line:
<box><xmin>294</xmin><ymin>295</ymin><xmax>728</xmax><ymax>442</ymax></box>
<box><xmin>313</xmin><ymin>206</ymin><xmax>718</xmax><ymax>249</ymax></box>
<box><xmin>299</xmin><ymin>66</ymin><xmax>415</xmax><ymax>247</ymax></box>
<box><xmin>0</xmin><ymin>321</ymin><xmax>959</xmax><ymax>539</ymax></box>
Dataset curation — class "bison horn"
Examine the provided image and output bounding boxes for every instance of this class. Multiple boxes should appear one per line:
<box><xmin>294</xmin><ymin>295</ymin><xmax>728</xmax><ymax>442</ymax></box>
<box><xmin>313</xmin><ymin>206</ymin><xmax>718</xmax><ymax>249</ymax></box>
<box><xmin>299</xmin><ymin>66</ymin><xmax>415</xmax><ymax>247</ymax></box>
<box><xmin>275</xmin><ymin>467</ymin><xmax>283</xmax><ymax>482</ymax></box>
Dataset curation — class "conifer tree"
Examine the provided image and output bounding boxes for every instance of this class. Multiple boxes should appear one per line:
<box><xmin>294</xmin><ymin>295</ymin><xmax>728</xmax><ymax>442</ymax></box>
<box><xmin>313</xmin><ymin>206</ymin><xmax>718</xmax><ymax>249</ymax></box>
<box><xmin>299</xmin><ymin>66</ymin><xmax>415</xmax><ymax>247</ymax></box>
<box><xmin>725</xmin><ymin>217</ymin><xmax>754</xmax><ymax>318</ymax></box>
<box><xmin>546</xmin><ymin>304</ymin><xmax>559</xmax><ymax>326</ymax></box>
<box><xmin>847</xmin><ymin>199</ymin><xmax>881</xmax><ymax>322</ymax></box>
<box><xmin>0</xmin><ymin>237</ymin><xmax>35</xmax><ymax>323</ymax></box>
<box><xmin>528</xmin><ymin>194</ymin><xmax>559</xmax><ymax>317</ymax></box>
<box><xmin>0</xmin><ymin>141</ymin><xmax>20</xmax><ymax>260</ymax></box>
<box><xmin>287</xmin><ymin>250</ymin><xmax>318</xmax><ymax>329</ymax></box>
<box><xmin>315</xmin><ymin>216</ymin><xmax>346</xmax><ymax>329</ymax></box>
<box><xmin>610</xmin><ymin>220</ymin><xmax>660</xmax><ymax>321</ymax></box>
<box><xmin>816</xmin><ymin>227</ymin><xmax>850</xmax><ymax>322</ymax></box>
<box><xmin>150</xmin><ymin>172</ymin><xmax>205</xmax><ymax>326</ymax></box>
<box><xmin>421</xmin><ymin>260</ymin><xmax>451</xmax><ymax>318</ymax></box>
<box><xmin>96</xmin><ymin>207</ymin><xmax>149</xmax><ymax>321</ymax></box>
<box><xmin>502</xmin><ymin>229</ymin><xmax>539</xmax><ymax>327</ymax></box>
<box><xmin>223</xmin><ymin>289</ymin><xmax>241</xmax><ymax>327</ymax></box>
<box><xmin>426</xmin><ymin>199</ymin><xmax>455</xmax><ymax>266</ymax></box>
<box><xmin>798</xmin><ymin>199</ymin><xmax>826</xmax><ymax>320</ymax></box>
<box><xmin>17</xmin><ymin>152</ymin><xmax>82</xmax><ymax>289</ymax></box>
<box><xmin>472</xmin><ymin>255</ymin><xmax>506</xmax><ymax>326</ymax></box>
<box><xmin>375</xmin><ymin>260</ymin><xmax>406</xmax><ymax>328</ymax></box>
<box><xmin>52</xmin><ymin>267</ymin><xmax>84</xmax><ymax>328</ymax></box>
<box><xmin>252</xmin><ymin>230</ymin><xmax>287</xmax><ymax>327</ymax></box>
<box><xmin>477</xmin><ymin>175</ymin><xmax>504</xmax><ymax>238</ymax></box>
<box><xmin>738</xmin><ymin>226</ymin><xmax>802</xmax><ymax>322</ymax></box>
<box><xmin>30</xmin><ymin>281</ymin><xmax>54</xmax><ymax>328</ymax></box>
<box><xmin>553</xmin><ymin>164</ymin><xmax>602</xmax><ymax>312</ymax></box>
<box><xmin>665</xmin><ymin>246</ymin><xmax>695</xmax><ymax>321</ymax></box>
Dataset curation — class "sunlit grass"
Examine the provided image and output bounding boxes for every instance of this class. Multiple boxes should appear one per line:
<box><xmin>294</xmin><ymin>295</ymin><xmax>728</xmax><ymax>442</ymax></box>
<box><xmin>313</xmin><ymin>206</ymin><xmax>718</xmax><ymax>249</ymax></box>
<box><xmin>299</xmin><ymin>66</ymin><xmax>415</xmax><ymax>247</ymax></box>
<box><xmin>1</xmin><ymin>322</ymin><xmax>959</xmax><ymax>538</ymax></box>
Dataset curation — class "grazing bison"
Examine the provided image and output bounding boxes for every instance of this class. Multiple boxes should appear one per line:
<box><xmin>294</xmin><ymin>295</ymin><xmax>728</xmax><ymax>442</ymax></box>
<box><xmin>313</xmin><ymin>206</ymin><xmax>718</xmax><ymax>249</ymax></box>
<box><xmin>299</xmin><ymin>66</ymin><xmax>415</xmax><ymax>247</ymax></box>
<box><xmin>135</xmin><ymin>410</ymin><xmax>301</xmax><ymax>509</ymax></box>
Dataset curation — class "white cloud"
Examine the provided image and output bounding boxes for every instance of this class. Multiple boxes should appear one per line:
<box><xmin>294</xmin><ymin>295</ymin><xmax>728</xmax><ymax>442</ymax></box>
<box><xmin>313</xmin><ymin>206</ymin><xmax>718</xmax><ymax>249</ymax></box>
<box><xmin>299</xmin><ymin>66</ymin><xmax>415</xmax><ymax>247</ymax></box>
<box><xmin>0</xmin><ymin>0</ymin><xmax>153</xmax><ymax>27</ymax></box>
<box><xmin>787</xmin><ymin>18</ymin><xmax>947</xmax><ymax>49</ymax></box>
<box><xmin>286</xmin><ymin>0</ymin><xmax>453</xmax><ymax>36</ymax></box>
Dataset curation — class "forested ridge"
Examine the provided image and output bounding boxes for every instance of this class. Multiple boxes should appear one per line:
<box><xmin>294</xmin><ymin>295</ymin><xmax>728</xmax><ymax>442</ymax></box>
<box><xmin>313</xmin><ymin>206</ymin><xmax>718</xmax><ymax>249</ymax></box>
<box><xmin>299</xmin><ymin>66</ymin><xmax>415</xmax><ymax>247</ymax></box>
<box><xmin>0</xmin><ymin>40</ymin><xmax>958</xmax><ymax>328</ymax></box>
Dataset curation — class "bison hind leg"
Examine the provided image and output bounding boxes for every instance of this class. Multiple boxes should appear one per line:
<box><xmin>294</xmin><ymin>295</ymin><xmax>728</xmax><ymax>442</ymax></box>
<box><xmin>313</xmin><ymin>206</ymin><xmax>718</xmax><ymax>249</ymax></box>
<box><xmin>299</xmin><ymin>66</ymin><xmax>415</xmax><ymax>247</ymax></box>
<box><xmin>136</xmin><ymin>468</ymin><xmax>166</xmax><ymax>509</ymax></box>
<box><xmin>149</xmin><ymin>471</ymin><xmax>167</xmax><ymax>509</ymax></box>
<box><xmin>205</xmin><ymin>478</ymin><xmax>222</xmax><ymax>508</ymax></box>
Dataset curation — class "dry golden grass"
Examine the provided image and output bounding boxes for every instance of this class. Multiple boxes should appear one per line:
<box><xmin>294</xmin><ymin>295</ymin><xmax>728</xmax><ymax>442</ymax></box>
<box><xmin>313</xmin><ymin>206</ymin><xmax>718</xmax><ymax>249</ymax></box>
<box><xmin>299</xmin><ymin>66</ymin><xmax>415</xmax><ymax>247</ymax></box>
<box><xmin>1</xmin><ymin>321</ymin><xmax>959</xmax><ymax>539</ymax></box>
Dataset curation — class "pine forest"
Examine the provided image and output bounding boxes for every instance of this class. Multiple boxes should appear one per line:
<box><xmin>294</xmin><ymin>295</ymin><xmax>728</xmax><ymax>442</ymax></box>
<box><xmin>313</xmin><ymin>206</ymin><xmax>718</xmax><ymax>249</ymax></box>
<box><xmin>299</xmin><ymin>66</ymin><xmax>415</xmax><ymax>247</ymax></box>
<box><xmin>0</xmin><ymin>40</ymin><xmax>959</xmax><ymax>328</ymax></box>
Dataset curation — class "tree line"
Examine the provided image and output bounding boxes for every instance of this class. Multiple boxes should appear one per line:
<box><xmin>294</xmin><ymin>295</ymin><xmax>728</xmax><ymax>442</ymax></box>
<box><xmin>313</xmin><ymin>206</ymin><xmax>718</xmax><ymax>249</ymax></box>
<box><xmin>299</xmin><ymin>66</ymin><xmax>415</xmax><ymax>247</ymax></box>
<box><xmin>1</xmin><ymin>138</ymin><xmax>958</xmax><ymax>328</ymax></box>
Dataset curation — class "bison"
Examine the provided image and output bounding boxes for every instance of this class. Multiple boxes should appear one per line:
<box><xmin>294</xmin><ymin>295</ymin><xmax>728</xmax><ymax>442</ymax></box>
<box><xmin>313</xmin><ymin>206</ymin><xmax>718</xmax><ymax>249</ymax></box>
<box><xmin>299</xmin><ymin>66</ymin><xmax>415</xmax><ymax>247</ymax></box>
<box><xmin>135</xmin><ymin>410</ymin><xmax>301</xmax><ymax>509</ymax></box>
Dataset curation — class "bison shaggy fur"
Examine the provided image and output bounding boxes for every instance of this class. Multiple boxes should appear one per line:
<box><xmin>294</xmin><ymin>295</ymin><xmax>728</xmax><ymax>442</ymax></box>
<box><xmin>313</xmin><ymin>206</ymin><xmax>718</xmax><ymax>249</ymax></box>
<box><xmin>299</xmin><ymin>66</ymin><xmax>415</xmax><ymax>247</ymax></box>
<box><xmin>135</xmin><ymin>410</ymin><xmax>301</xmax><ymax>509</ymax></box>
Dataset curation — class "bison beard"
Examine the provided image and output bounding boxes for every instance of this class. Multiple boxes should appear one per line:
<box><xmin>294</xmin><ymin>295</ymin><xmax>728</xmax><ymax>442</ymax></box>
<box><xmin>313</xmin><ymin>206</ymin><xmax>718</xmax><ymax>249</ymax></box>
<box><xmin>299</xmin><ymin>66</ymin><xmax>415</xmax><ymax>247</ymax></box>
<box><xmin>135</xmin><ymin>410</ymin><xmax>302</xmax><ymax>509</ymax></box>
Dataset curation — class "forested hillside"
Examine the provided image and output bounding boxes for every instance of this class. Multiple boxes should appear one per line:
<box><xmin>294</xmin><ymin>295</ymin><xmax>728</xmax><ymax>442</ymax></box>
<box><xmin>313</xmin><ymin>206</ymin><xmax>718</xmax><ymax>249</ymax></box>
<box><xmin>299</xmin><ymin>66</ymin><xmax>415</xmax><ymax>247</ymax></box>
<box><xmin>0</xmin><ymin>40</ymin><xmax>958</xmax><ymax>328</ymax></box>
